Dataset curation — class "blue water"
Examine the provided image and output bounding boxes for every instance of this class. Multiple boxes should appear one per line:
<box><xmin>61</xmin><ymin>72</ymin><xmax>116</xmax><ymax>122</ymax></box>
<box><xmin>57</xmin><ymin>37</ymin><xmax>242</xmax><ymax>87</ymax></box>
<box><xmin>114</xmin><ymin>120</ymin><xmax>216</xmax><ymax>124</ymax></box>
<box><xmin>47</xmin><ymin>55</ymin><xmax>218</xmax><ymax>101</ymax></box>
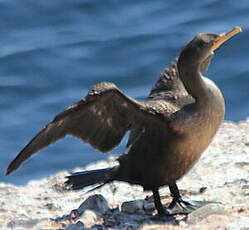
<box><xmin>1</xmin><ymin>0</ymin><xmax>248</xmax><ymax>185</ymax></box>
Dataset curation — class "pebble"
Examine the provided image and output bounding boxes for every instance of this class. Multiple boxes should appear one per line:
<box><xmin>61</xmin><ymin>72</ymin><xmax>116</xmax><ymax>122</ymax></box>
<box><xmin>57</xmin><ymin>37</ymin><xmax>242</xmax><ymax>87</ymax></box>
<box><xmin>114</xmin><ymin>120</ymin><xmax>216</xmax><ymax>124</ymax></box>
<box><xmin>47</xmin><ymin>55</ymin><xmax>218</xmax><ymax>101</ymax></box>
<box><xmin>64</xmin><ymin>221</ymin><xmax>85</xmax><ymax>230</ymax></box>
<box><xmin>121</xmin><ymin>200</ymin><xmax>145</xmax><ymax>214</ymax></box>
<box><xmin>80</xmin><ymin>210</ymin><xmax>98</xmax><ymax>227</ymax></box>
<box><xmin>227</xmin><ymin>216</ymin><xmax>249</xmax><ymax>230</ymax></box>
<box><xmin>7</xmin><ymin>218</ymin><xmax>39</xmax><ymax>228</ymax></box>
<box><xmin>76</xmin><ymin>194</ymin><xmax>109</xmax><ymax>216</ymax></box>
<box><xmin>187</xmin><ymin>204</ymin><xmax>225</xmax><ymax>225</ymax></box>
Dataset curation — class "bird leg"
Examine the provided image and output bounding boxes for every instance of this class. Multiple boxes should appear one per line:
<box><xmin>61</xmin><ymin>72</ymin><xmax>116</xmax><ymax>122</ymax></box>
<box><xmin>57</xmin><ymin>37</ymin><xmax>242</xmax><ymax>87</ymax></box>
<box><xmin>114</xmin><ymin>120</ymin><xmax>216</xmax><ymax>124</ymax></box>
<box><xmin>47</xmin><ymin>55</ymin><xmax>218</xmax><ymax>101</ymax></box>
<box><xmin>152</xmin><ymin>188</ymin><xmax>170</xmax><ymax>215</ymax></box>
<box><xmin>152</xmin><ymin>186</ymin><xmax>192</xmax><ymax>216</ymax></box>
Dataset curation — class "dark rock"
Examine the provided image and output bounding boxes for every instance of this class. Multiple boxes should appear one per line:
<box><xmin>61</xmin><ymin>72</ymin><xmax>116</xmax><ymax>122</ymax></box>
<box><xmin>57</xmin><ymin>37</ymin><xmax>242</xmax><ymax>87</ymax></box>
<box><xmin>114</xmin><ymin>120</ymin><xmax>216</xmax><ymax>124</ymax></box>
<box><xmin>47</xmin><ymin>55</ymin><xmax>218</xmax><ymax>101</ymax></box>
<box><xmin>121</xmin><ymin>200</ymin><xmax>145</xmax><ymax>214</ymax></box>
<box><xmin>64</xmin><ymin>221</ymin><xmax>85</xmax><ymax>230</ymax></box>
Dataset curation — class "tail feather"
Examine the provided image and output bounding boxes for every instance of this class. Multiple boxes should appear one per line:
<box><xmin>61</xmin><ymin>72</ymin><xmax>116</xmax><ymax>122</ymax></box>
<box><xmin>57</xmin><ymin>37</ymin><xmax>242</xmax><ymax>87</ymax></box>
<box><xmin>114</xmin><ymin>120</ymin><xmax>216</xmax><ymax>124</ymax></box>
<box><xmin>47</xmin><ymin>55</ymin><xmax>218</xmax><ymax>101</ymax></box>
<box><xmin>65</xmin><ymin>167</ymin><xmax>115</xmax><ymax>190</ymax></box>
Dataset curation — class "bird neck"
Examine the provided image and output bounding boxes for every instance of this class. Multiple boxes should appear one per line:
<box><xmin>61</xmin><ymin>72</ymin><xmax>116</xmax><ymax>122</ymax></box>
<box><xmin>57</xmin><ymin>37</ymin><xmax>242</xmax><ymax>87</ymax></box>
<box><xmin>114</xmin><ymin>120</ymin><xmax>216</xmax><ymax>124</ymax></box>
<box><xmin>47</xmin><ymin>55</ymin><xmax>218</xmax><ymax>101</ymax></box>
<box><xmin>177</xmin><ymin>60</ymin><xmax>209</xmax><ymax>104</ymax></box>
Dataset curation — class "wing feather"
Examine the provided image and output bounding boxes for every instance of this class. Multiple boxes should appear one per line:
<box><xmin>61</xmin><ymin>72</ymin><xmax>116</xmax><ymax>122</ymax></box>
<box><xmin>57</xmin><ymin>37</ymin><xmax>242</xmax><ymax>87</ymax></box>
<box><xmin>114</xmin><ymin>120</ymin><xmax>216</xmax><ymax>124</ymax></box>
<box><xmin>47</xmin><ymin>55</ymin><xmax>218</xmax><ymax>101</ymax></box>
<box><xmin>6</xmin><ymin>82</ymin><xmax>170</xmax><ymax>175</ymax></box>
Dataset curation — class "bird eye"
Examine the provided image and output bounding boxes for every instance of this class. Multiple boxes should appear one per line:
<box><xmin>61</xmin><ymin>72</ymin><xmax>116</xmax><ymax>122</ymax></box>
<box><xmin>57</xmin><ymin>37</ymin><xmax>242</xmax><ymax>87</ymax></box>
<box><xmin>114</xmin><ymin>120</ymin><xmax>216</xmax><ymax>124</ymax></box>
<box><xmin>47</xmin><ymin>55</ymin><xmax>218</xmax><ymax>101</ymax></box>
<box><xmin>199</xmin><ymin>40</ymin><xmax>207</xmax><ymax>47</ymax></box>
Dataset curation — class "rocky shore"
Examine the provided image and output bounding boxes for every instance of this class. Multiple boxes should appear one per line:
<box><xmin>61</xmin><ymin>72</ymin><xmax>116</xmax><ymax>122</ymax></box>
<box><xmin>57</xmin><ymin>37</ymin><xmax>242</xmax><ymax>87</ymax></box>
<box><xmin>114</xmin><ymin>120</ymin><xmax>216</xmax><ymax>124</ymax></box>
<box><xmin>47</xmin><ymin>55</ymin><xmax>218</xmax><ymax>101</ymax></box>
<box><xmin>1</xmin><ymin>121</ymin><xmax>249</xmax><ymax>230</ymax></box>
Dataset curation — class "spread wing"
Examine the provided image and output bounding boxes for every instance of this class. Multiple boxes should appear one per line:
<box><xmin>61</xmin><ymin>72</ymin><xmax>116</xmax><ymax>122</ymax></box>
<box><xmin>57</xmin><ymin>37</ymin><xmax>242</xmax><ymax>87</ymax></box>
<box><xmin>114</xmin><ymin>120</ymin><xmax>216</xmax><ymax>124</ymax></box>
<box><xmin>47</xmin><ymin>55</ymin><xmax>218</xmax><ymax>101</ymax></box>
<box><xmin>6</xmin><ymin>82</ymin><xmax>170</xmax><ymax>175</ymax></box>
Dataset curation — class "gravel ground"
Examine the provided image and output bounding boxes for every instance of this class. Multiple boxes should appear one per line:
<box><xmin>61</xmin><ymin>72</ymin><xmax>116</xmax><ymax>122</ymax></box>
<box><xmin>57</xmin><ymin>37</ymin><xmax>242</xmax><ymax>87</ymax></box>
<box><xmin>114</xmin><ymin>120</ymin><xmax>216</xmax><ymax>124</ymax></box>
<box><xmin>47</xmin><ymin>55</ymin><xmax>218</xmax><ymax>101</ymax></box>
<box><xmin>0</xmin><ymin>121</ymin><xmax>249</xmax><ymax>230</ymax></box>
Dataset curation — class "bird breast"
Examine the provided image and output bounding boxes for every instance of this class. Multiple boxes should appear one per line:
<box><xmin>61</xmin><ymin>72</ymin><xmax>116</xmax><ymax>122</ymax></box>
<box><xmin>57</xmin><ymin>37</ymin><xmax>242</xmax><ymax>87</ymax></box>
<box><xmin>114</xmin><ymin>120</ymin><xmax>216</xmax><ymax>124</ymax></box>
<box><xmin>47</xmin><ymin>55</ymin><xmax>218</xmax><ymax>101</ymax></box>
<box><xmin>162</xmin><ymin>77</ymin><xmax>225</xmax><ymax>182</ymax></box>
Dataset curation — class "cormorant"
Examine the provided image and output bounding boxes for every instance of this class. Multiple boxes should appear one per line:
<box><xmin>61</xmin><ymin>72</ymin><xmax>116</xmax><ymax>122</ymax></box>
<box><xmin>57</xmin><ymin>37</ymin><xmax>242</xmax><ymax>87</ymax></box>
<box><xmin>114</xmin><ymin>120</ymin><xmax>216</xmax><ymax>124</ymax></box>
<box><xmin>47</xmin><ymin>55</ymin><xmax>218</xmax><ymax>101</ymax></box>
<box><xmin>6</xmin><ymin>27</ymin><xmax>241</xmax><ymax>215</ymax></box>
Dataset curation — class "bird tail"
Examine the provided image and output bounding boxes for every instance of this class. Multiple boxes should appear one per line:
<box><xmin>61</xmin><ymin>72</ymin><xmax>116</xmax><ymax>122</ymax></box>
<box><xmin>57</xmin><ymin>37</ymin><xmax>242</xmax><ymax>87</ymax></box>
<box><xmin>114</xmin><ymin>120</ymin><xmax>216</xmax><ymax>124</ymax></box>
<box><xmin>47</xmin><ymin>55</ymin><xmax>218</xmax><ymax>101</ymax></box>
<box><xmin>65</xmin><ymin>167</ymin><xmax>116</xmax><ymax>190</ymax></box>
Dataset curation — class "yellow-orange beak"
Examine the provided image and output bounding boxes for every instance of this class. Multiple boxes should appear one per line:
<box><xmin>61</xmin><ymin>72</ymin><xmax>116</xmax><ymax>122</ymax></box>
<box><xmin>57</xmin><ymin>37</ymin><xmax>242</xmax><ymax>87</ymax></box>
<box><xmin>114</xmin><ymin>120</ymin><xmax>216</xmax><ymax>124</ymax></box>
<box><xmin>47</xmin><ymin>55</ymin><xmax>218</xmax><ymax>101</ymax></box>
<box><xmin>210</xmin><ymin>26</ymin><xmax>242</xmax><ymax>51</ymax></box>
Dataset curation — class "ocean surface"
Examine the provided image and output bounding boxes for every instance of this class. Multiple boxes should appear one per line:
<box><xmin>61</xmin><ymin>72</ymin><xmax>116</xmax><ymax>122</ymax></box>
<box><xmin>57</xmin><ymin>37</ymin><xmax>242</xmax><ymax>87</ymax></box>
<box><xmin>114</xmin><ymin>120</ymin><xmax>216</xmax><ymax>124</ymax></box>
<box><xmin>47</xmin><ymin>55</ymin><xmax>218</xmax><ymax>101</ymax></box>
<box><xmin>1</xmin><ymin>0</ymin><xmax>248</xmax><ymax>185</ymax></box>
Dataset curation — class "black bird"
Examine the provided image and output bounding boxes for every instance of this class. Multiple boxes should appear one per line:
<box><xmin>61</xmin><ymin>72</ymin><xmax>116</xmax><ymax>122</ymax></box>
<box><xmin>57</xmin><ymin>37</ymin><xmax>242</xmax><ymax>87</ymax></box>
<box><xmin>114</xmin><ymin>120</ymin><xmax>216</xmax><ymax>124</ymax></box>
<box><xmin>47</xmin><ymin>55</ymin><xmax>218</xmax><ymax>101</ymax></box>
<box><xmin>6</xmin><ymin>27</ymin><xmax>241</xmax><ymax>215</ymax></box>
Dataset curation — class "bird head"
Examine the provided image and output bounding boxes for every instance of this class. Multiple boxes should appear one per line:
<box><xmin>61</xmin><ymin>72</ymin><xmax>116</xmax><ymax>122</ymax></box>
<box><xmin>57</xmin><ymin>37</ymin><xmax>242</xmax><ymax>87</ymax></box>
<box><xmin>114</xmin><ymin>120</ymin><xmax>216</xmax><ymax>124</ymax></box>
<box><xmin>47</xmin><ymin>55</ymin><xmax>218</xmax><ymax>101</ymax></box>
<box><xmin>178</xmin><ymin>27</ymin><xmax>242</xmax><ymax>74</ymax></box>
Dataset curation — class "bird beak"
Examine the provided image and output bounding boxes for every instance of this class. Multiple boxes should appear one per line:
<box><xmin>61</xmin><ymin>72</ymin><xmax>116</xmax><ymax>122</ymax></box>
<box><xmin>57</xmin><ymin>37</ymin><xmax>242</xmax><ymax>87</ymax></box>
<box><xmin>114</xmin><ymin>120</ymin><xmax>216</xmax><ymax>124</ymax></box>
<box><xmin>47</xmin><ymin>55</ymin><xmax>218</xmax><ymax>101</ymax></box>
<box><xmin>210</xmin><ymin>27</ymin><xmax>242</xmax><ymax>51</ymax></box>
